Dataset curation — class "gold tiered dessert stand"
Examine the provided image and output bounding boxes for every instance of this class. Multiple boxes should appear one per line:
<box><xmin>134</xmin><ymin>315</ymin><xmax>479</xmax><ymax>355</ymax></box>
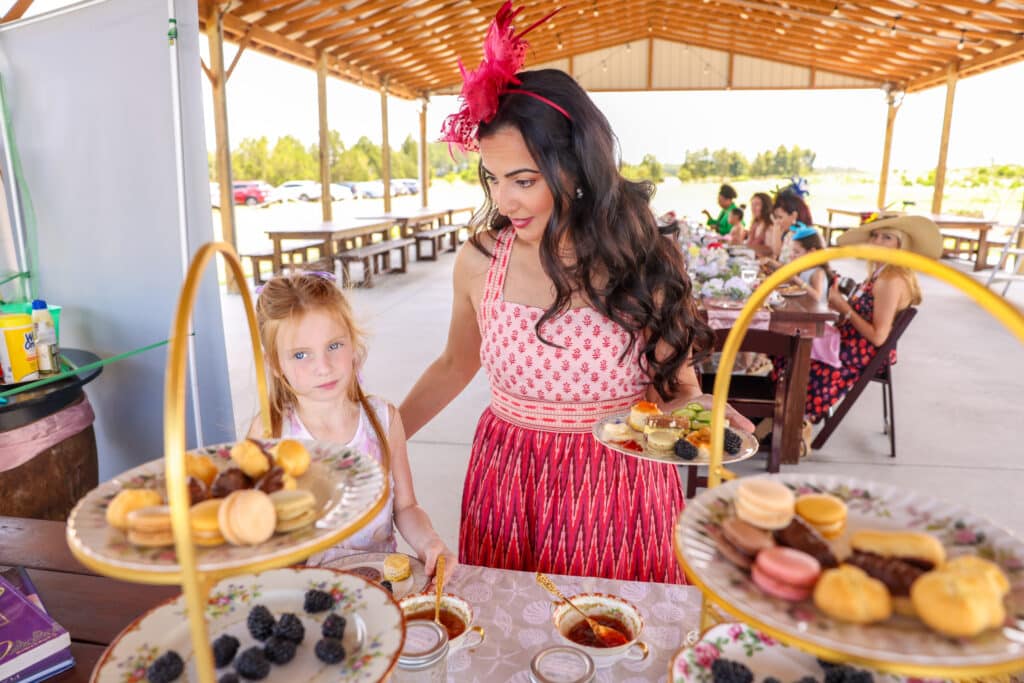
<box><xmin>65</xmin><ymin>243</ymin><xmax>392</xmax><ymax>683</ymax></box>
<box><xmin>675</xmin><ymin>245</ymin><xmax>1024</xmax><ymax>680</ymax></box>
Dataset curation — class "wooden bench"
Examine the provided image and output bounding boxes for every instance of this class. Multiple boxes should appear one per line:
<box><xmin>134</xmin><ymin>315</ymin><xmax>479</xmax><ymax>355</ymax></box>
<box><xmin>415</xmin><ymin>223</ymin><xmax>465</xmax><ymax>260</ymax></box>
<box><xmin>336</xmin><ymin>237</ymin><xmax>415</xmax><ymax>288</ymax></box>
<box><xmin>940</xmin><ymin>228</ymin><xmax>984</xmax><ymax>265</ymax></box>
<box><xmin>816</xmin><ymin>224</ymin><xmax>853</xmax><ymax>246</ymax></box>
<box><xmin>241</xmin><ymin>239</ymin><xmax>325</xmax><ymax>286</ymax></box>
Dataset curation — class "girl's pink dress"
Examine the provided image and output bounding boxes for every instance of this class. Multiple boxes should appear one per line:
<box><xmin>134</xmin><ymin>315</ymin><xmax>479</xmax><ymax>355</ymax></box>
<box><xmin>460</xmin><ymin>229</ymin><xmax>685</xmax><ymax>583</ymax></box>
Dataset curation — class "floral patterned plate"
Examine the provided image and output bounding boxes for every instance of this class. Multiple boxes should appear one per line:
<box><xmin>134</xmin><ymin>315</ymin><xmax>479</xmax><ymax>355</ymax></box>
<box><xmin>703</xmin><ymin>296</ymin><xmax>748</xmax><ymax>310</ymax></box>
<box><xmin>674</xmin><ymin>473</ymin><xmax>1024</xmax><ymax>677</ymax></box>
<box><xmin>91</xmin><ymin>567</ymin><xmax>404</xmax><ymax>682</ymax></box>
<box><xmin>66</xmin><ymin>439</ymin><xmax>385</xmax><ymax>575</ymax></box>
<box><xmin>592</xmin><ymin>415</ymin><xmax>759</xmax><ymax>467</ymax></box>
<box><xmin>669</xmin><ymin>623</ymin><xmax>927</xmax><ymax>683</ymax></box>
<box><xmin>322</xmin><ymin>552</ymin><xmax>428</xmax><ymax>599</ymax></box>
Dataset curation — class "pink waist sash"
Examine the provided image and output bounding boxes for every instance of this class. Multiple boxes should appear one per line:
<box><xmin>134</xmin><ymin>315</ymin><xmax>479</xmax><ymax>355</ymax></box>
<box><xmin>489</xmin><ymin>387</ymin><xmax>645</xmax><ymax>434</ymax></box>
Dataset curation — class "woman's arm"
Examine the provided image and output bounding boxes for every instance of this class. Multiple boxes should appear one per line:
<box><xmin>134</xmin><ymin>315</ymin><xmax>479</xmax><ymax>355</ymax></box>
<box><xmin>807</xmin><ymin>268</ymin><xmax>827</xmax><ymax>301</ymax></box>
<box><xmin>399</xmin><ymin>243</ymin><xmax>484</xmax><ymax>438</ymax></box>
<box><xmin>828</xmin><ymin>274</ymin><xmax>906</xmax><ymax>347</ymax></box>
<box><xmin>387</xmin><ymin>404</ymin><xmax>457</xmax><ymax>583</ymax></box>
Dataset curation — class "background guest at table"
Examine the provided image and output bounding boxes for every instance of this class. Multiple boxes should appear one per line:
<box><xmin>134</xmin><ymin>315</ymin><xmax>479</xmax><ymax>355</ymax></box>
<box><xmin>789</xmin><ymin>225</ymin><xmax>829</xmax><ymax>302</ymax></box>
<box><xmin>744</xmin><ymin>191</ymin><xmax>774</xmax><ymax>248</ymax></box>
<box><xmin>402</xmin><ymin>18</ymin><xmax>753</xmax><ymax>583</ymax></box>
<box><xmin>251</xmin><ymin>273</ymin><xmax>456</xmax><ymax>581</ymax></box>
<box><xmin>767</xmin><ymin>186</ymin><xmax>814</xmax><ymax>262</ymax></box>
<box><xmin>702</xmin><ymin>183</ymin><xmax>740</xmax><ymax>236</ymax></box>
<box><xmin>799</xmin><ymin>216</ymin><xmax>941</xmax><ymax>423</ymax></box>
<box><xmin>727</xmin><ymin>206</ymin><xmax>746</xmax><ymax>244</ymax></box>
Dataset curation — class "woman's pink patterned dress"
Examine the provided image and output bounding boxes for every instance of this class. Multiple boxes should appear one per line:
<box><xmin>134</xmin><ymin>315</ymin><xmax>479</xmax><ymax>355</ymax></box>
<box><xmin>460</xmin><ymin>229</ymin><xmax>685</xmax><ymax>583</ymax></box>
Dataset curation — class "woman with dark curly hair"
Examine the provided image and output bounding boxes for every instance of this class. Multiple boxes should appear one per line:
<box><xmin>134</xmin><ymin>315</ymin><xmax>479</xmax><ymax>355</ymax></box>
<box><xmin>400</xmin><ymin>4</ymin><xmax>751</xmax><ymax>584</ymax></box>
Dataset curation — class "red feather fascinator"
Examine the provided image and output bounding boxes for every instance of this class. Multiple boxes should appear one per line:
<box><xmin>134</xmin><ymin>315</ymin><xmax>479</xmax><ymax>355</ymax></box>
<box><xmin>440</xmin><ymin>2</ymin><xmax>567</xmax><ymax>152</ymax></box>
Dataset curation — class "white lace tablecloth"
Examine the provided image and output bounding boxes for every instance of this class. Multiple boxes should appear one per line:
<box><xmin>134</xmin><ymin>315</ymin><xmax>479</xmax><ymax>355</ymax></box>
<box><xmin>440</xmin><ymin>564</ymin><xmax>704</xmax><ymax>682</ymax></box>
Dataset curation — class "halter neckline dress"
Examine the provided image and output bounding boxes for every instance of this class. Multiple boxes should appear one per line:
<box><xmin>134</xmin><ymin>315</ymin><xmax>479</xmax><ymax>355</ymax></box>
<box><xmin>460</xmin><ymin>229</ymin><xmax>685</xmax><ymax>583</ymax></box>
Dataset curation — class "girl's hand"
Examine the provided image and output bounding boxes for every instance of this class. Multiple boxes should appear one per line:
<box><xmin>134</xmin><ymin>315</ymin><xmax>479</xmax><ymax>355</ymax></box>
<box><xmin>422</xmin><ymin>536</ymin><xmax>458</xmax><ymax>585</ymax></box>
<box><xmin>827</xmin><ymin>281</ymin><xmax>848</xmax><ymax>312</ymax></box>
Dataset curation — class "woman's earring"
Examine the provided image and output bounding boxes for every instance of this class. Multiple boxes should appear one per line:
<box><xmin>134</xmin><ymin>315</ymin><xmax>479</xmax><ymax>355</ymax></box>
<box><xmin>575</xmin><ymin>187</ymin><xmax>584</xmax><ymax>199</ymax></box>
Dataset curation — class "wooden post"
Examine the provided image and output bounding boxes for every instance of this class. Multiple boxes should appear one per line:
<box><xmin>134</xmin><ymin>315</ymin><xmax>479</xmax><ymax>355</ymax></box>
<box><xmin>205</xmin><ymin>4</ymin><xmax>238</xmax><ymax>292</ymax></box>
<box><xmin>380</xmin><ymin>78</ymin><xmax>392</xmax><ymax>215</ymax></box>
<box><xmin>877</xmin><ymin>93</ymin><xmax>900</xmax><ymax>209</ymax></box>
<box><xmin>931</xmin><ymin>66</ymin><xmax>958</xmax><ymax>215</ymax></box>
<box><xmin>317</xmin><ymin>53</ymin><xmax>332</xmax><ymax>223</ymax></box>
<box><xmin>419</xmin><ymin>98</ymin><xmax>429</xmax><ymax>208</ymax></box>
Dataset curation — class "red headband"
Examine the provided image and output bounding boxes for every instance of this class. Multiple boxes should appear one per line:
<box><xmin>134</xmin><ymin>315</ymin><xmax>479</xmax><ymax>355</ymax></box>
<box><xmin>439</xmin><ymin>2</ymin><xmax>567</xmax><ymax>153</ymax></box>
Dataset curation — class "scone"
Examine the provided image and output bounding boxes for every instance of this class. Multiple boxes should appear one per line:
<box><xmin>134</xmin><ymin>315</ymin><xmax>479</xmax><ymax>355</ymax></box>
<box><xmin>185</xmin><ymin>452</ymin><xmax>219</xmax><ymax>487</ymax></box>
<box><xmin>627</xmin><ymin>401</ymin><xmax>661</xmax><ymax>431</ymax></box>
<box><xmin>911</xmin><ymin>556</ymin><xmax>1008</xmax><ymax>638</ymax></box>
<box><xmin>273</xmin><ymin>439</ymin><xmax>311</xmax><ymax>478</ymax></box>
<box><xmin>230</xmin><ymin>439</ymin><xmax>272</xmax><ymax>479</ymax></box>
<box><xmin>383</xmin><ymin>553</ymin><xmax>411</xmax><ymax>581</ymax></box>
<box><xmin>106</xmin><ymin>488</ymin><xmax>164</xmax><ymax>530</ymax></box>
<box><xmin>814</xmin><ymin>565</ymin><xmax>892</xmax><ymax>624</ymax></box>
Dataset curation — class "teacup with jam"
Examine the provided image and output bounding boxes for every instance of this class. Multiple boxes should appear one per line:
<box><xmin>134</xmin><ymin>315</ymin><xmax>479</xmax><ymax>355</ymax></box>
<box><xmin>550</xmin><ymin>593</ymin><xmax>648</xmax><ymax>668</ymax></box>
<box><xmin>399</xmin><ymin>593</ymin><xmax>485</xmax><ymax>650</ymax></box>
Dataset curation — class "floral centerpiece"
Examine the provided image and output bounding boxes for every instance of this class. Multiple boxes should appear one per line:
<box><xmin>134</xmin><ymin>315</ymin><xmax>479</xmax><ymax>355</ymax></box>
<box><xmin>686</xmin><ymin>241</ymin><xmax>753</xmax><ymax>301</ymax></box>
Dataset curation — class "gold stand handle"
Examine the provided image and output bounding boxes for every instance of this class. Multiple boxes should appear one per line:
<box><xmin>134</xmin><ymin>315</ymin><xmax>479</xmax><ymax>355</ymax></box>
<box><xmin>164</xmin><ymin>242</ymin><xmax>270</xmax><ymax>683</ymax></box>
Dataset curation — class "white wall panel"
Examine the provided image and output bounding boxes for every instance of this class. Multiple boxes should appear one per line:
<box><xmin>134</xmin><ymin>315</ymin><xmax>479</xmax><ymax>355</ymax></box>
<box><xmin>733</xmin><ymin>54</ymin><xmax>811</xmax><ymax>88</ymax></box>
<box><xmin>573</xmin><ymin>40</ymin><xmax>648</xmax><ymax>91</ymax></box>
<box><xmin>531</xmin><ymin>57</ymin><xmax>570</xmax><ymax>73</ymax></box>
<box><xmin>815</xmin><ymin>69</ymin><xmax>878</xmax><ymax>88</ymax></box>
<box><xmin>651</xmin><ymin>39</ymin><xmax>728</xmax><ymax>89</ymax></box>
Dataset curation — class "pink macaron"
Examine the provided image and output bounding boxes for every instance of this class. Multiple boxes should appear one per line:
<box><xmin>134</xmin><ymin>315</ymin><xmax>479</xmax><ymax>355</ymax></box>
<box><xmin>752</xmin><ymin>546</ymin><xmax>821</xmax><ymax>601</ymax></box>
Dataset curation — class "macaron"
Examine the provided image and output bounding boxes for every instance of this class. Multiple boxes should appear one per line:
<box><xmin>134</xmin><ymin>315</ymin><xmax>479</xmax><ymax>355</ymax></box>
<box><xmin>273</xmin><ymin>439</ymin><xmax>311</xmax><ymax>478</ymax></box>
<box><xmin>795</xmin><ymin>494</ymin><xmax>847</xmax><ymax>539</ymax></box>
<box><xmin>230</xmin><ymin>439</ymin><xmax>272</xmax><ymax>479</ymax></box>
<box><xmin>813</xmin><ymin>565</ymin><xmax>892</xmax><ymax>624</ymax></box>
<box><xmin>125</xmin><ymin>505</ymin><xmax>175</xmax><ymax>548</ymax></box>
<box><xmin>751</xmin><ymin>546</ymin><xmax>821</xmax><ymax>601</ymax></box>
<box><xmin>721</xmin><ymin>516</ymin><xmax>776</xmax><ymax>556</ymax></box>
<box><xmin>218</xmin><ymin>489</ymin><xmax>277</xmax><ymax>546</ymax></box>
<box><xmin>190</xmin><ymin>498</ymin><xmax>226</xmax><ymax>547</ymax></box>
<box><xmin>106</xmin><ymin>488</ymin><xmax>164</xmax><ymax>530</ymax></box>
<box><xmin>269</xmin><ymin>489</ymin><xmax>317</xmax><ymax>533</ymax></box>
<box><xmin>734</xmin><ymin>479</ymin><xmax>795</xmax><ymax>530</ymax></box>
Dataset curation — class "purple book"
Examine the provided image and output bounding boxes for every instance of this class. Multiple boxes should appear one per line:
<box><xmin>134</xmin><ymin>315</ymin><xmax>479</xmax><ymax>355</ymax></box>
<box><xmin>0</xmin><ymin>575</ymin><xmax>72</xmax><ymax>682</ymax></box>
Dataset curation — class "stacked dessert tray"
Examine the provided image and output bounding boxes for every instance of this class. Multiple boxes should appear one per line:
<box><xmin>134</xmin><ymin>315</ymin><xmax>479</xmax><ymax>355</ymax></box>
<box><xmin>672</xmin><ymin>245</ymin><xmax>1024</xmax><ymax>680</ymax></box>
<box><xmin>64</xmin><ymin>243</ymin><xmax>404</xmax><ymax>683</ymax></box>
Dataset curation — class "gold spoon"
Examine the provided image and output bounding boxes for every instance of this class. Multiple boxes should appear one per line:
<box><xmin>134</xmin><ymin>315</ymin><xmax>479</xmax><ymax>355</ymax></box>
<box><xmin>434</xmin><ymin>555</ymin><xmax>446</xmax><ymax>626</ymax></box>
<box><xmin>535</xmin><ymin>572</ymin><xmax>629</xmax><ymax>648</ymax></box>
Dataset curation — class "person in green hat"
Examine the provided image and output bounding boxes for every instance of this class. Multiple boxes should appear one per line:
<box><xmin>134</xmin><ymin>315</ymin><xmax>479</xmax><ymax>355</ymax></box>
<box><xmin>702</xmin><ymin>183</ymin><xmax>741</xmax><ymax>236</ymax></box>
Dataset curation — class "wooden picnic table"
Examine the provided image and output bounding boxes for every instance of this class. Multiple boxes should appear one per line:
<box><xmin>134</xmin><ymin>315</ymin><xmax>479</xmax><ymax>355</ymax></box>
<box><xmin>0</xmin><ymin>515</ymin><xmax>179</xmax><ymax>682</ymax></box>
<box><xmin>264</xmin><ymin>218</ymin><xmax>397</xmax><ymax>274</ymax></box>
<box><xmin>357</xmin><ymin>205</ymin><xmax>475</xmax><ymax>235</ymax></box>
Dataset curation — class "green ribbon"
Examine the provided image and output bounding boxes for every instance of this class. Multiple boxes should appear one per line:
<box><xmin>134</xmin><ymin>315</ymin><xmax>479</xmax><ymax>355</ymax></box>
<box><xmin>0</xmin><ymin>334</ymin><xmax>194</xmax><ymax>404</ymax></box>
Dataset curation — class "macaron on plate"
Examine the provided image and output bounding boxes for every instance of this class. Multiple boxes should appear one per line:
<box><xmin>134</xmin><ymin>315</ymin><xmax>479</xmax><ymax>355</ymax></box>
<box><xmin>66</xmin><ymin>439</ymin><xmax>386</xmax><ymax>576</ymax></box>
<box><xmin>323</xmin><ymin>552</ymin><xmax>428</xmax><ymax>599</ymax></box>
<box><xmin>669</xmin><ymin>623</ymin><xmax>917</xmax><ymax>683</ymax></box>
<box><xmin>592</xmin><ymin>414</ymin><xmax>759</xmax><ymax>466</ymax></box>
<box><xmin>91</xmin><ymin>567</ymin><xmax>404</xmax><ymax>683</ymax></box>
<box><xmin>673</xmin><ymin>473</ymin><xmax>1024</xmax><ymax>677</ymax></box>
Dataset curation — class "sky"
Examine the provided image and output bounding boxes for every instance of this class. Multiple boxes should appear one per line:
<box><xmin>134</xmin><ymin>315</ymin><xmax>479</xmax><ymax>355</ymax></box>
<box><xmin>16</xmin><ymin>0</ymin><xmax>1024</xmax><ymax>173</ymax></box>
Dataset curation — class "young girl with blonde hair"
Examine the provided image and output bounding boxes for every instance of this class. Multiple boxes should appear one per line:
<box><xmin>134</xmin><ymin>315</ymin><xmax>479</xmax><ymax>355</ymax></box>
<box><xmin>251</xmin><ymin>273</ymin><xmax>455</xmax><ymax>579</ymax></box>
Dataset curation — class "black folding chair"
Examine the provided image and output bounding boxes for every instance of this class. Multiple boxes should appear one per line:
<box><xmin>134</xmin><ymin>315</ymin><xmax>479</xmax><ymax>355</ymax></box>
<box><xmin>811</xmin><ymin>307</ymin><xmax>918</xmax><ymax>457</ymax></box>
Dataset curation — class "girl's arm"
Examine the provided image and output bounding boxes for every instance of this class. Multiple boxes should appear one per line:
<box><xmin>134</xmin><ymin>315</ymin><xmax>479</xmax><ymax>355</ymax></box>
<box><xmin>828</xmin><ymin>273</ymin><xmax>905</xmax><ymax>347</ymax></box>
<box><xmin>387</xmin><ymin>403</ymin><xmax>457</xmax><ymax>584</ymax></box>
<box><xmin>807</xmin><ymin>268</ymin><xmax>827</xmax><ymax>301</ymax></box>
<box><xmin>399</xmin><ymin>244</ymin><xmax>485</xmax><ymax>437</ymax></box>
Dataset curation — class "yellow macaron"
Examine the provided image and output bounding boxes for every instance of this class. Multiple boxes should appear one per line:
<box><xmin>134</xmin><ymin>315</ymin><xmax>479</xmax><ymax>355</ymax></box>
<box><xmin>268</xmin><ymin>489</ymin><xmax>318</xmax><ymax>533</ymax></box>
<box><xmin>190</xmin><ymin>498</ymin><xmax>226</xmax><ymax>547</ymax></box>
<box><xmin>106</xmin><ymin>488</ymin><xmax>164</xmax><ymax>530</ymax></box>
<box><xmin>126</xmin><ymin>505</ymin><xmax>175</xmax><ymax>548</ymax></box>
<box><xmin>795</xmin><ymin>493</ymin><xmax>848</xmax><ymax>539</ymax></box>
<box><xmin>273</xmin><ymin>439</ymin><xmax>311</xmax><ymax>478</ymax></box>
<box><xmin>734</xmin><ymin>479</ymin><xmax>795</xmax><ymax>530</ymax></box>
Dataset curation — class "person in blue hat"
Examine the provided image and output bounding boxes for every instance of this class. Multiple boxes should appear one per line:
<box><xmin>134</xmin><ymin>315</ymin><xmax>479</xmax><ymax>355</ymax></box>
<box><xmin>788</xmin><ymin>224</ymin><xmax>829</xmax><ymax>302</ymax></box>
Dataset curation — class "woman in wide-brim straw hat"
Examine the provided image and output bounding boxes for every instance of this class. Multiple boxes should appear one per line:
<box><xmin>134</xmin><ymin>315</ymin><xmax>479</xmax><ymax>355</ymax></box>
<box><xmin>800</xmin><ymin>214</ymin><xmax>941</xmax><ymax>427</ymax></box>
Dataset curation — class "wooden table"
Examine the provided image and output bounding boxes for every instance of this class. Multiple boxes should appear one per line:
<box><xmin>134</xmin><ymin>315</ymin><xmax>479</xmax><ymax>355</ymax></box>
<box><xmin>705</xmin><ymin>292</ymin><xmax>835</xmax><ymax>469</ymax></box>
<box><xmin>265</xmin><ymin>218</ymin><xmax>397</xmax><ymax>274</ymax></box>
<box><xmin>357</xmin><ymin>205</ymin><xmax>475</xmax><ymax>236</ymax></box>
<box><xmin>0</xmin><ymin>516</ymin><xmax>179</xmax><ymax>682</ymax></box>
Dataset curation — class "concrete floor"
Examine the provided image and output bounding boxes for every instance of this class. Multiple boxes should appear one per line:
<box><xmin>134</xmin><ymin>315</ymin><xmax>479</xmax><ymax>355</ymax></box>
<box><xmin>222</xmin><ymin>250</ymin><xmax>1024</xmax><ymax>554</ymax></box>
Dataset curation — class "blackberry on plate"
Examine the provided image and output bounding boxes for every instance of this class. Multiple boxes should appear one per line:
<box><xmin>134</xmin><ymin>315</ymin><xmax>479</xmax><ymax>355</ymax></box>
<box><xmin>235</xmin><ymin>646</ymin><xmax>271</xmax><ymax>680</ymax></box>
<box><xmin>794</xmin><ymin>677</ymin><xmax>819</xmax><ymax>683</ymax></box>
<box><xmin>845</xmin><ymin>670</ymin><xmax>874</xmax><ymax>683</ymax></box>
<box><xmin>711</xmin><ymin>658</ymin><xmax>753</xmax><ymax>683</ymax></box>
<box><xmin>218</xmin><ymin>675</ymin><xmax>240</xmax><ymax>683</ymax></box>
<box><xmin>212</xmin><ymin>634</ymin><xmax>240</xmax><ymax>668</ymax></box>
<box><xmin>763</xmin><ymin>678</ymin><xmax>782</xmax><ymax>683</ymax></box>
<box><xmin>315</xmin><ymin>637</ymin><xmax>347</xmax><ymax>664</ymax></box>
<box><xmin>263</xmin><ymin>636</ymin><xmax>297</xmax><ymax>665</ymax></box>
<box><xmin>304</xmin><ymin>589</ymin><xmax>334</xmax><ymax>613</ymax></box>
<box><xmin>824</xmin><ymin>670</ymin><xmax>846</xmax><ymax>683</ymax></box>
<box><xmin>380</xmin><ymin>580</ymin><xmax>393</xmax><ymax>594</ymax></box>
<box><xmin>816</xmin><ymin>659</ymin><xmax>839</xmax><ymax>671</ymax></box>
<box><xmin>674</xmin><ymin>438</ymin><xmax>699</xmax><ymax>461</ymax></box>
<box><xmin>322</xmin><ymin>613</ymin><xmax>347</xmax><ymax>639</ymax></box>
<box><xmin>272</xmin><ymin>612</ymin><xmax>305</xmax><ymax>643</ymax></box>
<box><xmin>246</xmin><ymin>605</ymin><xmax>276</xmax><ymax>641</ymax></box>
<box><xmin>147</xmin><ymin>650</ymin><xmax>184</xmax><ymax>683</ymax></box>
<box><xmin>724</xmin><ymin>429</ymin><xmax>743</xmax><ymax>455</ymax></box>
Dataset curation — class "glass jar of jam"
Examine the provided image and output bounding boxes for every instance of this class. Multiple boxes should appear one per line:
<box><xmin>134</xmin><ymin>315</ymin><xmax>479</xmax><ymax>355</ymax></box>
<box><xmin>528</xmin><ymin>645</ymin><xmax>595</xmax><ymax>683</ymax></box>
<box><xmin>392</xmin><ymin>620</ymin><xmax>449</xmax><ymax>682</ymax></box>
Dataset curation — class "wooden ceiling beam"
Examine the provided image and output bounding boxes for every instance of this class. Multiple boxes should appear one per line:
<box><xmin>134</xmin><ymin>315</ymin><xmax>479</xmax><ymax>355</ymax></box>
<box><xmin>823</xmin><ymin>0</ymin><xmax>1018</xmax><ymax>42</ymax></box>
<box><xmin>311</xmin><ymin>2</ymin><xmax>471</xmax><ymax>53</ymax></box>
<box><xmin>233</xmin><ymin>0</ymin><xmax>302</xmax><ymax>17</ymax></box>
<box><xmin>906</xmin><ymin>36</ymin><xmax>1024</xmax><ymax>92</ymax></box>
<box><xmin>289</xmin><ymin>0</ymin><xmax>464</xmax><ymax>38</ymax></box>
<box><xmin>1</xmin><ymin>0</ymin><xmax>34</xmax><ymax>23</ymax></box>
<box><xmin>314</xmin><ymin>2</ymin><xmax>486</xmax><ymax>48</ymax></box>
<box><xmin>258</xmin><ymin>0</ymin><xmax>349</xmax><ymax>29</ymax></box>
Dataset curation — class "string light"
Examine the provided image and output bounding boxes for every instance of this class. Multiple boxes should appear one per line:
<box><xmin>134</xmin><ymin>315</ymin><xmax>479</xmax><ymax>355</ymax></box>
<box><xmin>556</xmin><ymin>33</ymin><xmax>563</xmax><ymax>50</ymax></box>
<box><xmin>889</xmin><ymin>15</ymin><xmax>899</xmax><ymax>36</ymax></box>
<box><xmin>702</xmin><ymin>63</ymin><xmax>711</xmax><ymax>75</ymax></box>
<box><xmin>592</xmin><ymin>0</ymin><xmax>599</xmax><ymax>17</ymax></box>
<box><xmin>626</xmin><ymin>42</ymin><xmax>632</xmax><ymax>52</ymax></box>
<box><xmin>957</xmin><ymin>28</ymin><xmax>966</xmax><ymax>50</ymax></box>
<box><xmin>601</xmin><ymin>59</ymin><xmax>608</xmax><ymax>72</ymax></box>
<box><xmin>830</xmin><ymin>2</ymin><xmax>840</xmax><ymax>17</ymax></box>
<box><xmin>647</xmin><ymin>20</ymin><xmax>653</xmax><ymax>33</ymax></box>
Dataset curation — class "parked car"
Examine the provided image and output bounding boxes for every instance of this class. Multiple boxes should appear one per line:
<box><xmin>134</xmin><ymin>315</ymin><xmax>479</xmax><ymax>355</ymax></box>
<box><xmin>396</xmin><ymin>178</ymin><xmax>421</xmax><ymax>195</ymax></box>
<box><xmin>334</xmin><ymin>181</ymin><xmax>359</xmax><ymax>197</ymax></box>
<box><xmin>389</xmin><ymin>180</ymin><xmax>410</xmax><ymax>196</ymax></box>
<box><xmin>353</xmin><ymin>181</ymin><xmax>385</xmax><ymax>199</ymax></box>
<box><xmin>232</xmin><ymin>180</ymin><xmax>273</xmax><ymax>206</ymax></box>
<box><xmin>270</xmin><ymin>180</ymin><xmax>322</xmax><ymax>203</ymax></box>
<box><xmin>329</xmin><ymin>183</ymin><xmax>354</xmax><ymax>201</ymax></box>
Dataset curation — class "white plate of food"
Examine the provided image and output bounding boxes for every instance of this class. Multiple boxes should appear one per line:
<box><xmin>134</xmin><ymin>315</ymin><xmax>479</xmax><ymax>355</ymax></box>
<box><xmin>321</xmin><ymin>552</ymin><xmax>428</xmax><ymax>600</ymax></box>
<box><xmin>776</xmin><ymin>284</ymin><xmax>807</xmax><ymax>297</ymax></box>
<box><xmin>674</xmin><ymin>473</ymin><xmax>1024</xmax><ymax>678</ymax></box>
<box><xmin>66</xmin><ymin>439</ymin><xmax>386</xmax><ymax>576</ymax></box>
<box><xmin>91</xmin><ymin>567</ymin><xmax>404</xmax><ymax>682</ymax></box>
